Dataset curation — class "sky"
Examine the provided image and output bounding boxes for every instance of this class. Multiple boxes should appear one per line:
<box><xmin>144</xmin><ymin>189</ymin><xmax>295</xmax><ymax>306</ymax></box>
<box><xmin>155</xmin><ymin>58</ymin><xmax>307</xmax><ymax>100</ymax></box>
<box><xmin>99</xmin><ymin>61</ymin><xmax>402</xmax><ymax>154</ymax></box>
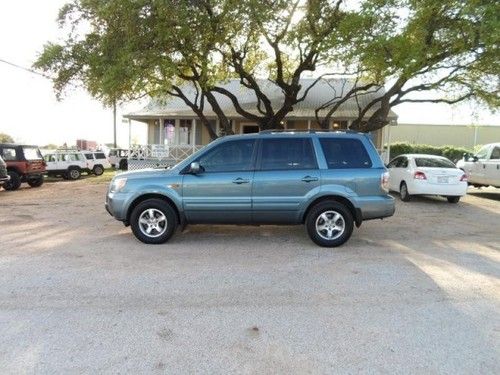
<box><xmin>0</xmin><ymin>0</ymin><xmax>498</xmax><ymax>147</ymax></box>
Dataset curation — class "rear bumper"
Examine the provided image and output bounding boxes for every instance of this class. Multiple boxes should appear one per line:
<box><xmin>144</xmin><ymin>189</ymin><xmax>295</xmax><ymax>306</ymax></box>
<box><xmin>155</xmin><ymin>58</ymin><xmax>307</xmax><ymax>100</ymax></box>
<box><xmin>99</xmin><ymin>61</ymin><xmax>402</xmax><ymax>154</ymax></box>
<box><xmin>355</xmin><ymin>195</ymin><xmax>396</xmax><ymax>221</ymax></box>
<box><xmin>408</xmin><ymin>180</ymin><xmax>467</xmax><ymax>196</ymax></box>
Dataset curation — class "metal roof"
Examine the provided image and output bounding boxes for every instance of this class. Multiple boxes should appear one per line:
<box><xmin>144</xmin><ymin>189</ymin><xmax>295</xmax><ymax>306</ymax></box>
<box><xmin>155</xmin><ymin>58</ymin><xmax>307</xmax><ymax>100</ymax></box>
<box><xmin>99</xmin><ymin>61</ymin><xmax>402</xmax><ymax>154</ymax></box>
<box><xmin>124</xmin><ymin>78</ymin><xmax>398</xmax><ymax>121</ymax></box>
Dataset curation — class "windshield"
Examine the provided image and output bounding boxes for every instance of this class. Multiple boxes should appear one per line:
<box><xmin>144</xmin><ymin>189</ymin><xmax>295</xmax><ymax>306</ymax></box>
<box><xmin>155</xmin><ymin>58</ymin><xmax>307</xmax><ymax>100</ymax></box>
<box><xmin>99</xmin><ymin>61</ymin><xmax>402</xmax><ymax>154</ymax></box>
<box><xmin>415</xmin><ymin>157</ymin><xmax>456</xmax><ymax>168</ymax></box>
<box><xmin>23</xmin><ymin>147</ymin><xmax>43</xmax><ymax>160</ymax></box>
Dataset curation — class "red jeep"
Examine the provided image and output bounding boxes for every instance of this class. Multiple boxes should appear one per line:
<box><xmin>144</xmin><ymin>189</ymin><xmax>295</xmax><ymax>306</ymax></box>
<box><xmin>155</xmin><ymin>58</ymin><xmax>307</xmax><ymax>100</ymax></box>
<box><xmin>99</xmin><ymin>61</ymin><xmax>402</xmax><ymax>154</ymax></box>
<box><xmin>0</xmin><ymin>144</ymin><xmax>46</xmax><ymax>191</ymax></box>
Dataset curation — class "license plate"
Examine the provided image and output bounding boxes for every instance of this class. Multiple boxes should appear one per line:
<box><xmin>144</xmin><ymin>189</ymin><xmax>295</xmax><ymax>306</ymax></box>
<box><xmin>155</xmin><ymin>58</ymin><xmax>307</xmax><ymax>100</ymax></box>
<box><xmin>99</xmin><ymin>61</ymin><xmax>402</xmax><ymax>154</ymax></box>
<box><xmin>437</xmin><ymin>176</ymin><xmax>449</xmax><ymax>183</ymax></box>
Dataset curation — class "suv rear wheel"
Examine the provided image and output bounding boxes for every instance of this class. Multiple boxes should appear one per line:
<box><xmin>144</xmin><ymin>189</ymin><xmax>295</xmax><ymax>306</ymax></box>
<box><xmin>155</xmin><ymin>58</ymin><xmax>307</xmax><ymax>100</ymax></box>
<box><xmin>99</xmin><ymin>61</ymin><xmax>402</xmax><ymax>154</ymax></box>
<box><xmin>93</xmin><ymin>165</ymin><xmax>104</xmax><ymax>176</ymax></box>
<box><xmin>27</xmin><ymin>176</ymin><xmax>44</xmax><ymax>188</ymax></box>
<box><xmin>4</xmin><ymin>171</ymin><xmax>21</xmax><ymax>191</ymax></box>
<box><xmin>67</xmin><ymin>167</ymin><xmax>81</xmax><ymax>180</ymax></box>
<box><xmin>306</xmin><ymin>201</ymin><xmax>354</xmax><ymax>247</ymax></box>
<box><xmin>130</xmin><ymin>199</ymin><xmax>177</xmax><ymax>244</ymax></box>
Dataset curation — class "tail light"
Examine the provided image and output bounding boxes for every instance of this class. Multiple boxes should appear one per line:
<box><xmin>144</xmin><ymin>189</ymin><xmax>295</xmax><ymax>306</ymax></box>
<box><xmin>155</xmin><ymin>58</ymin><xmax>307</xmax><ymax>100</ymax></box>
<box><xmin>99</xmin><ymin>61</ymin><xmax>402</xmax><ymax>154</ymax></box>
<box><xmin>381</xmin><ymin>171</ymin><xmax>390</xmax><ymax>192</ymax></box>
<box><xmin>460</xmin><ymin>174</ymin><xmax>468</xmax><ymax>182</ymax></box>
<box><xmin>414</xmin><ymin>171</ymin><xmax>427</xmax><ymax>180</ymax></box>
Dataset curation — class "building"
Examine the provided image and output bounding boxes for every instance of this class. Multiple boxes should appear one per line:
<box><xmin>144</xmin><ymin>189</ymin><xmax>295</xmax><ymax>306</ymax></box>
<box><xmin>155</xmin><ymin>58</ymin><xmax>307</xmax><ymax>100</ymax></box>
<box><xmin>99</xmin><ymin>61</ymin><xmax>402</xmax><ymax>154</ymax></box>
<box><xmin>124</xmin><ymin>78</ymin><xmax>397</xmax><ymax>152</ymax></box>
<box><xmin>389</xmin><ymin>123</ymin><xmax>500</xmax><ymax>149</ymax></box>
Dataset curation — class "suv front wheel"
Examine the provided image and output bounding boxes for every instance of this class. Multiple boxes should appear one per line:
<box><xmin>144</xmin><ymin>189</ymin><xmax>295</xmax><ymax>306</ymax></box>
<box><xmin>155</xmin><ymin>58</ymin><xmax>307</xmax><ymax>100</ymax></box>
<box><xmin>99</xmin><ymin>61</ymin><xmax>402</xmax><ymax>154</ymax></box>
<box><xmin>130</xmin><ymin>199</ymin><xmax>177</xmax><ymax>244</ymax></box>
<box><xmin>306</xmin><ymin>201</ymin><xmax>354</xmax><ymax>247</ymax></box>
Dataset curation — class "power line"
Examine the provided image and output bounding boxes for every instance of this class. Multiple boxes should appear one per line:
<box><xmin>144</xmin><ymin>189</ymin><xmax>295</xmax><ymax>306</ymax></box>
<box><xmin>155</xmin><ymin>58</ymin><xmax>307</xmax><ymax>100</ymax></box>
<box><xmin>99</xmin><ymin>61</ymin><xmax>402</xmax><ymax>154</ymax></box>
<box><xmin>0</xmin><ymin>58</ymin><xmax>53</xmax><ymax>80</ymax></box>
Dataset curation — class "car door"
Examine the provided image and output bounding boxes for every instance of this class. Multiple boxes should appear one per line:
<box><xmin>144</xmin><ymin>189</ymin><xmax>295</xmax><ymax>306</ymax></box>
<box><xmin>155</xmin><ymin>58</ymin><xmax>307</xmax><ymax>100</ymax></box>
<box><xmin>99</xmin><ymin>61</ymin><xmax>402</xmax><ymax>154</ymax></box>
<box><xmin>387</xmin><ymin>157</ymin><xmax>402</xmax><ymax>191</ymax></box>
<box><xmin>182</xmin><ymin>138</ymin><xmax>256</xmax><ymax>224</ymax></box>
<box><xmin>252</xmin><ymin>137</ymin><xmax>320</xmax><ymax>224</ymax></box>
<box><xmin>469</xmin><ymin>145</ymin><xmax>490</xmax><ymax>185</ymax></box>
<box><xmin>484</xmin><ymin>146</ymin><xmax>500</xmax><ymax>186</ymax></box>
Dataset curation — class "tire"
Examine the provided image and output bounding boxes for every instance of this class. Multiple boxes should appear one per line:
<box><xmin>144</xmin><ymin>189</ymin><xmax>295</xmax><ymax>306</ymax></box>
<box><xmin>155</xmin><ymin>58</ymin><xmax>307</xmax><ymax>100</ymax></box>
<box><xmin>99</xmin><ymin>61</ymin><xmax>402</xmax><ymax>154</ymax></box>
<box><xmin>3</xmin><ymin>171</ymin><xmax>21</xmax><ymax>191</ymax></box>
<box><xmin>67</xmin><ymin>167</ymin><xmax>81</xmax><ymax>180</ymax></box>
<box><xmin>119</xmin><ymin>159</ymin><xmax>128</xmax><ymax>171</ymax></box>
<box><xmin>400</xmin><ymin>182</ymin><xmax>411</xmax><ymax>202</ymax></box>
<box><xmin>447</xmin><ymin>196</ymin><xmax>460</xmax><ymax>203</ymax></box>
<box><xmin>27</xmin><ymin>176</ymin><xmax>44</xmax><ymax>188</ymax></box>
<box><xmin>93</xmin><ymin>165</ymin><xmax>104</xmax><ymax>176</ymax></box>
<box><xmin>130</xmin><ymin>199</ymin><xmax>177</xmax><ymax>244</ymax></box>
<box><xmin>305</xmin><ymin>201</ymin><xmax>354</xmax><ymax>247</ymax></box>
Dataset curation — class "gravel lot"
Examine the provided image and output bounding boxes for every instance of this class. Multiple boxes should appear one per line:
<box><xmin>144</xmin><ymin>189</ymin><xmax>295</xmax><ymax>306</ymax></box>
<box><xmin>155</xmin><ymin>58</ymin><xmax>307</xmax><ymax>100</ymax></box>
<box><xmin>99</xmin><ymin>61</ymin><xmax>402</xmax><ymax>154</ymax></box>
<box><xmin>0</xmin><ymin>180</ymin><xmax>499</xmax><ymax>374</ymax></box>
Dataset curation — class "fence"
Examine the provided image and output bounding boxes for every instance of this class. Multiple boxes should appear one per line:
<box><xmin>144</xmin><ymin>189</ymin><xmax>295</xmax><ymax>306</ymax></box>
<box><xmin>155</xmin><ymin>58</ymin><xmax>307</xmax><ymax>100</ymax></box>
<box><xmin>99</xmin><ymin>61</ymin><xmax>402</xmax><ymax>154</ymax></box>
<box><xmin>127</xmin><ymin>144</ymin><xmax>204</xmax><ymax>170</ymax></box>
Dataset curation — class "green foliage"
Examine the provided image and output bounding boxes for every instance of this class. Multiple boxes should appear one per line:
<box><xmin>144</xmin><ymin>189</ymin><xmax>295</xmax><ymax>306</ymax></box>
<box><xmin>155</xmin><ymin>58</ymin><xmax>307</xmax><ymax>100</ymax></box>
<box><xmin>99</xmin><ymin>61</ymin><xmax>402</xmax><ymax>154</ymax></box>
<box><xmin>34</xmin><ymin>0</ymin><xmax>499</xmax><ymax>132</ymax></box>
<box><xmin>0</xmin><ymin>133</ymin><xmax>14</xmax><ymax>143</ymax></box>
<box><xmin>389</xmin><ymin>142</ymin><xmax>472</xmax><ymax>162</ymax></box>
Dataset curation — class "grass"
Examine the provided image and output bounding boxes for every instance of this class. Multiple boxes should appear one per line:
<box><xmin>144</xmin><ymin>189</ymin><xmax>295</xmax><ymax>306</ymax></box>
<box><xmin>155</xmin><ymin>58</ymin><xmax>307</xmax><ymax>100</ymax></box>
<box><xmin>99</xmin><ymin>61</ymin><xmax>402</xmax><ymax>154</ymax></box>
<box><xmin>45</xmin><ymin>169</ymin><xmax>121</xmax><ymax>185</ymax></box>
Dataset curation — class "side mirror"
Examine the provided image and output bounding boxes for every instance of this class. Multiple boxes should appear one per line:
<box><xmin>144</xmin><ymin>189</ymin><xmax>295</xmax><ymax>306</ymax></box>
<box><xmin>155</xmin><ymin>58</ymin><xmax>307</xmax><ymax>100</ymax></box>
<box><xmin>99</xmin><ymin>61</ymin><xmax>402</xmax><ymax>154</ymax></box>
<box><xmin>468</xmin><ymin>156</ymin><xmax>478</xmax><ymax>162</ymax></box>
<box><xmin>189</xmin><ymin>161</ymin><xmax>201</xmax><ymax>174</ymax></box>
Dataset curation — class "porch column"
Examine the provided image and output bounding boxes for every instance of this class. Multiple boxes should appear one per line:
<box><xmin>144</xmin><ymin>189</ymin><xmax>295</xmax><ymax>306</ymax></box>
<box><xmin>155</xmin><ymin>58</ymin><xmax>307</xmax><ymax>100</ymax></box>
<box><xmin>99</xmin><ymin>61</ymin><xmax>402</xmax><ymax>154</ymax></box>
<box><xmin>128</xmin><ymin>119</ymin><xmax>132</xmax><ymax>147</ymax></box>
<box><xmin>158</xmin><ymin>118</ymin><xmax>164</xmax><ymax>145</ymax></box>
<box><xmin>191</xmin><ymin>119</ymin><xmax>196</xmax><ymax>152</ymax></box>
<box><xmin>174</xmin><ymin>119</ymin><xmax>180</xmax><ymax>144</ymax></box>
<box><xmin>347</xmin><ymin>120</ymin><xmax>352</xmax><ymax>129</ymax></box>
<box><xmin>216</xmin><ymin>119</ymin><xmax>220</xmax><ymax>136</ymax></box>
<box><xmin>284</xmin><ymin>120</ymin><xmax>288</xmax><ymax>130</ymax></box>
<box><xmin>307</xmin><ymin>119</ymin><xmax>311</xmax><ymax>130</ymax></box>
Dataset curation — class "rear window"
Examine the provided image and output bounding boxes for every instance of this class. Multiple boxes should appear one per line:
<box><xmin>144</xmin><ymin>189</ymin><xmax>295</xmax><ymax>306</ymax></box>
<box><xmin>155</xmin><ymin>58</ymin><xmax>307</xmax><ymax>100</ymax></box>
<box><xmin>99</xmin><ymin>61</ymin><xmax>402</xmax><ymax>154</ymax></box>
<box><xmin>260</xmin><ymin>138</ymin><xmax>316</xmax><ymax>170</ymax></box>
<box><xmin>414</xmin><ymin>157</ymin><xmax>455</xmax><ymax>168</ymax></box>
<box><xmin>84</xmin><ymin>154</ymin><xmax>94</xmax><ymax>160</ymax></box>
<box><xmin>319</xmin><ymin>138</ymin><xmax>372</xmax><ymax>169</ymax></box>
<box><xmin>95</xmin><ymin>153</ymin><xmax>106</xmax><ymax>159</ymax></box>
<box><xmin>23</xmin><ymin>147</ymin><xmax>43</xmax><ymax>160</ymax></box>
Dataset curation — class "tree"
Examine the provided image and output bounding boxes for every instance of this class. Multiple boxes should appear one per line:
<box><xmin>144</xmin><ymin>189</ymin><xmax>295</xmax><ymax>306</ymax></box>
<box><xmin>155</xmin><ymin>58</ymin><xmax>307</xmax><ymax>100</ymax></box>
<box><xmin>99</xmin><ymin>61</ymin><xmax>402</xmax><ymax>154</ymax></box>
<box><xmin>0</xmin><ymin>133</ymin><xmax>14</xmax><ymax>143</ymax></box>
<box><xmin>35</xmin><ymin>0</ymin><xmax>498</xmax><ymax>136</ymax></box>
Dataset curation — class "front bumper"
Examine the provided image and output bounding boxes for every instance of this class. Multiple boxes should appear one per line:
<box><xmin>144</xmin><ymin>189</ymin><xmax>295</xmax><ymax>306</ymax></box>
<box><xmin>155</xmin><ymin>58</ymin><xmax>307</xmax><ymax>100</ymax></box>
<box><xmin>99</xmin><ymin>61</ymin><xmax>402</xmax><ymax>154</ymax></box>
<box><xmin>105</xmin><ymin>191</ymin><xmax>129</xmax><ymax>221</ymax></box>
<box><xmin>0</xmin><ymin>175</ymin><xmax>10</xmax><ymax>185</ymax></box>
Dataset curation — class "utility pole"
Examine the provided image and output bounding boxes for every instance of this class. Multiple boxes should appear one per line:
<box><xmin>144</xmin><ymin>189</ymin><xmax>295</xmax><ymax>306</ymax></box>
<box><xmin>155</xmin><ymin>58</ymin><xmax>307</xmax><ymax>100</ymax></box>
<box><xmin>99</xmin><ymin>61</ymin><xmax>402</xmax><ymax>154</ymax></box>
<box><xmin>113</xmin><ymin>100</ymin><xmax>117</xmax><ymax>148</ymax></box>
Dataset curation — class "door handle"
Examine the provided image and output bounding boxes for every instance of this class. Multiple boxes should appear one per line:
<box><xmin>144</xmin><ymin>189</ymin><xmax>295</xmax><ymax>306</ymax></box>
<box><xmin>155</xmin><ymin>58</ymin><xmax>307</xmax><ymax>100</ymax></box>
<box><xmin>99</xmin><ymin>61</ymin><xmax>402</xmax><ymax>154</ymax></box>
<box><xmin>301</xmin><ymin>176</ymin><xmax>319</xmax><ymax>183</ymax></box>
<box><xmin>232</xmin><ymin>177</ymin><xmax>250</xmax><ymax>184</ymax></box>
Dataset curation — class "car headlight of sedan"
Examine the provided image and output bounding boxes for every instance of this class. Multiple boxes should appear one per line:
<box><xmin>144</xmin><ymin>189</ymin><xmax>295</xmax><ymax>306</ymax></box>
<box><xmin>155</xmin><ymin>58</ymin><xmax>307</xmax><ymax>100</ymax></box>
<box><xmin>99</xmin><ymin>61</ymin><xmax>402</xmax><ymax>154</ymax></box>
<box><xmin>110</xmin><ymin>177</ymin><xmax>127</xmax><ymax>193</ymax></box>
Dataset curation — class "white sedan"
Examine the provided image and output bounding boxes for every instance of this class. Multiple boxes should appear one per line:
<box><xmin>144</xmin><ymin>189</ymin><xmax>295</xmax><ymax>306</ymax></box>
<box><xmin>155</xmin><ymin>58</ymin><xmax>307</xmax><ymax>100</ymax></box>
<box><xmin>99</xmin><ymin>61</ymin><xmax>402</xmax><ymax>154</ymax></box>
<box><xmin>387</xmin><ymin>154</ymin><xmax>468</xmax><ymax>203</ymax></box>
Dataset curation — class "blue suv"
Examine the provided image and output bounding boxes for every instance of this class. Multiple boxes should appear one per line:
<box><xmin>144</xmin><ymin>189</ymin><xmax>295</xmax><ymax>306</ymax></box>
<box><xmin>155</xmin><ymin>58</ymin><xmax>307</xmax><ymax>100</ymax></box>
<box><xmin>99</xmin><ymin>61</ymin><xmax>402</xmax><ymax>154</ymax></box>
<box><xmin>105</xmin><ymin>131</ymin><xmax>395</xmax><ymax>247</ymax></box>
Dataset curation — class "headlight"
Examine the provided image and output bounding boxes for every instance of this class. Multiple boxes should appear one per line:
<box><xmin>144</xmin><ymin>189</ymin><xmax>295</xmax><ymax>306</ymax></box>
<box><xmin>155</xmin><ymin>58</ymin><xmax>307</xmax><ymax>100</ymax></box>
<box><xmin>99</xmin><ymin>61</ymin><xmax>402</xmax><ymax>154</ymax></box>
<box><xmin>110</xmin><ymin>177</ymin><xmax>127</xmax><ymax>193</ymax></box>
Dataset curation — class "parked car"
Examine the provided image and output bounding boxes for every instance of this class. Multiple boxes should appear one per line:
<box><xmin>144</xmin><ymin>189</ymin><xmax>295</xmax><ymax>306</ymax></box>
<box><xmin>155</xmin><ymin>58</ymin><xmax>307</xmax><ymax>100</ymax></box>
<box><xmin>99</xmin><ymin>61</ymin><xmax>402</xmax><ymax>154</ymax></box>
<box><xmin>456</xmin><ymin>143</ymin><xmax>500</xmax><ymax>188</ymax></box>
<box><xmin>105</xmin><ymin>130</ymin><xmax>395</xmax><ymax>247</ymax></box>
<box><xmin>44</xmin><ymin>150</ymin><xmax>89</xmax><ymax>180</ymax></box>
<box><xmin>108</xmin><ymin>148</ymin><xmax>129</xmax><ymax>170</ymax></box>
<box><xmin>387</xmin><ymin>154</ymin><xmax>468</xmax><ymax>203</ymax></box>
<box><xmin>82</xmin><ymin>151</ymin><xmax>111</xmax><ymax>176</ymax></box>
<box><xmin>0</xmin><ymin>143</ymin><xmax>46</xmax><ymax>191</ymax></box>
<box><xmin>0</xmin><ymin>155</ymin><xmax>10</xmax><ymax>188</ymax></box>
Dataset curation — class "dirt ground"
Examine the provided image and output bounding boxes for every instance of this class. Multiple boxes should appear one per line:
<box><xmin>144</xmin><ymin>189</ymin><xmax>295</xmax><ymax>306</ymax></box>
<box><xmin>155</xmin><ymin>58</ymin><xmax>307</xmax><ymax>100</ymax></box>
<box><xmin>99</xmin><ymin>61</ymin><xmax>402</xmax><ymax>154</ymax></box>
<box><xmin>0</xmin><ymin>179</ymin><xmax>499</xmax><ymax>374</ymax></box>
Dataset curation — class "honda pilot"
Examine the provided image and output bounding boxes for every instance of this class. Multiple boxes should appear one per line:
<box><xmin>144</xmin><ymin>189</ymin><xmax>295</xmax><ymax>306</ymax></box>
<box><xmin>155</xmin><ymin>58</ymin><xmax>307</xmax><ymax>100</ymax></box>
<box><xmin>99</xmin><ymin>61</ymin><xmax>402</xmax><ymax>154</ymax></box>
<box><xmin>105</xmin><ymin>131</ymin><xmax>395</xmax><ymax>247</ymax></box>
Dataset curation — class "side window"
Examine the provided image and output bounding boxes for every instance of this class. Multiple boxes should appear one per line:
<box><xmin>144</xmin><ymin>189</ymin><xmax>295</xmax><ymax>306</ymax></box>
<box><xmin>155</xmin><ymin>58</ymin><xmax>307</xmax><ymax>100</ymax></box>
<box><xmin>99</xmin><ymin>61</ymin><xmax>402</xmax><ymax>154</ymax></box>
<box><xmin>198</xmin><ymin>139</ymin><xmax>255</xmax><ymax>172</ymax></box>
<box><xmin>260</xmin><ymin>138</ymin><xmax>316</xmax><ymax>170</ymax></box>
<box><xmin>319</xmin><ymin>138</ymin><xmax>372</xmax><ymax>169</ymax></box>
<box><xmin>475</xmin><ymin>145</ymin><xmax>489</xmax><ymax>159</ymax></box>
<box><xmin>387</xmin><ymin>157</ymin><xmax>400</xmax><ymax>168</ymax></box>
<box><xmin>95</xmin><ymin>153</ymin><xmax>106</xmax><ymax>159</ymax></box>
<box><xmin>84</xmin><ymin>154</ymin><xmax>94</xmax><ymax>160</ymax></box>
<box><xmin>1</xmin><ymin>148</ymin><xmax>17</xmax><ymax>161</ymax></box>
<box><xmin>45</xmin><ymin>154</ymin><xmax>56</xmax><ymax>162</ymax></box>
<box><xmin>399</xmin><ymin>157</ymin><xmax>408</xmax><ymax>168</ymax></box>
<box><xmin>490</xmin><ymin>147</ymin><xmax>500</xmax><ymax>160</ymax></box>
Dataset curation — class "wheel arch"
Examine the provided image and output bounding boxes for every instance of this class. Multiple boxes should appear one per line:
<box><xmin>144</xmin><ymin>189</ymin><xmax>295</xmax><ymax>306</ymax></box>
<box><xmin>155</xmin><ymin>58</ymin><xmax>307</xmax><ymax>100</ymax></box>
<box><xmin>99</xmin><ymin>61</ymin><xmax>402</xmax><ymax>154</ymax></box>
<box><xmin>302</xmin><ymin>195</ymin><xmax>362</xmax><ymax>227</ymax></box>
<box><xmin>126</xmin><ymin>193</ymin><xmax>182</xmax><ymax>226</ymax></box>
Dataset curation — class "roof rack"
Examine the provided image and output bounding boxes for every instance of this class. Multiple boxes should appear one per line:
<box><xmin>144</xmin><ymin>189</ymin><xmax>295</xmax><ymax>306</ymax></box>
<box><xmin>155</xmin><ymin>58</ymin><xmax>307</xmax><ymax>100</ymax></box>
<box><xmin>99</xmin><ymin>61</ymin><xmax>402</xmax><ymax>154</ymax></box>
<box><xmin>259</xmin><ymin>129</ymin><xmax>361</xmax><ymax>134</ymax></box>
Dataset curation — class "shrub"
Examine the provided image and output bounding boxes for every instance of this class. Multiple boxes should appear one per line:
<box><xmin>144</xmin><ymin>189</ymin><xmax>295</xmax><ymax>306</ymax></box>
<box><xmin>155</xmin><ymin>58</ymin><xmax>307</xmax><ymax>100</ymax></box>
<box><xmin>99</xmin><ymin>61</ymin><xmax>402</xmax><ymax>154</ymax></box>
<box><xmin>388</xmin><ymin>142</ymin><xmax>472</xmax><ymax>162</ymax></box>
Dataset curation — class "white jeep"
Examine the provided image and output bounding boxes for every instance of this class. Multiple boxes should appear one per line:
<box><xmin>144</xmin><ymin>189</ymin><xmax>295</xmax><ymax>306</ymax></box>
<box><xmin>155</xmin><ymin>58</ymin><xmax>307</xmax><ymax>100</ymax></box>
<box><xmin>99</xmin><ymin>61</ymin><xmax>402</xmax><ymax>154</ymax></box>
<box><xmin>456</xmin><ymin>143</ymin><xmax>500</xmax><ymax>188</ymax></box>
<box><xmin>82</xmin><ymin>151</ymin><xmax>111</xmax><ymax>176</ymax></box>
<box><xmin>44</xmin><ymin>151</ymin><xmax>90</xmax><ymax>180</ymax></box>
